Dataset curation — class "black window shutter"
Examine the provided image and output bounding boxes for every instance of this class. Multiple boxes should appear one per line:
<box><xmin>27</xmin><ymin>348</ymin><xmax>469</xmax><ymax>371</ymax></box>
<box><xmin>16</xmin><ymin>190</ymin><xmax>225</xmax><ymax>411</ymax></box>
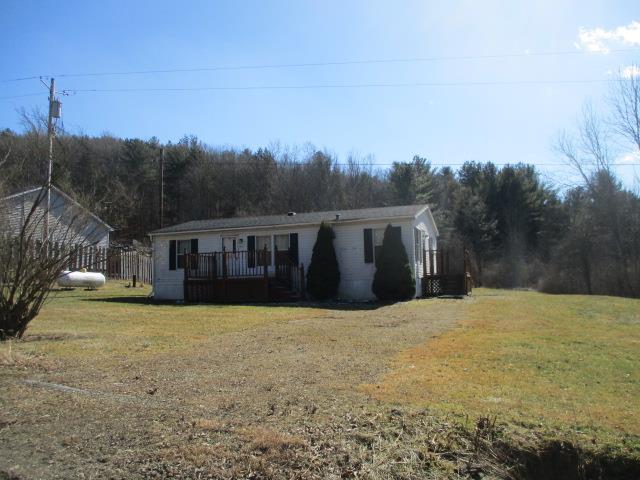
<box><xmin>169</xmin><ymin>240</ymin><xmax>176</xmax><ymax>270</ymax></box>
<box><xmin>289</xmin><ymin>233</ymin><xmax>299</xmax><ymax>265</ymax></box>
<box><xmin>364</xmin><ymin>228</ymin><xmax>373</xmax><ymax>263</ymax></box>
<box><xmin>247</xmin><ymin>235</ymin><xmax>256</xmax><ymax>268</ymax></box>
<box><xmin>190</xmin><ymin>239</ymin><xmax>199</xmax><ymax>269</ymax></box>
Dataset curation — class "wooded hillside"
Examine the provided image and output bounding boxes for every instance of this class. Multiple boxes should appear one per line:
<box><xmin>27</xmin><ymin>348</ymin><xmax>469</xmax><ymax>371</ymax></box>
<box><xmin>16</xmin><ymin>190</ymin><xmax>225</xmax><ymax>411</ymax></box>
<box><xmin>2</xmin><ymin>72</ymin><xmax>639</xmax><ymax>297</ymax></box>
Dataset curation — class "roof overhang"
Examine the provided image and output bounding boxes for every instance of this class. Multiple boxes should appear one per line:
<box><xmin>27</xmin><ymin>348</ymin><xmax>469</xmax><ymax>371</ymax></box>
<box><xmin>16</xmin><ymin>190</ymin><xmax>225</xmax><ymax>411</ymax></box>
<box><xmin>148</xmin><ymin>214</ymin><xmax>419</xmax><ymax>238</ymax></box>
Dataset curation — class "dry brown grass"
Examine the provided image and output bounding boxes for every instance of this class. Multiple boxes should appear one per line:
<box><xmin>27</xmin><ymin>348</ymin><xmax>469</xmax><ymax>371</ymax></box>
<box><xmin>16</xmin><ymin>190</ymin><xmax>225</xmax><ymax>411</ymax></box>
<box><xmin>240</xmin><ymin>425</ymin><xmax>308</xmax><ymax>452</ymax></box>
<box><xmin>1</xmin><ymin>284</ymin><xmax>468</xmax><ymax>479</ymax></box>
<box><xmin>2</xmin><ymin>285</ymin><xmax>639</xmax><ymax>478</ymax></box>
<box><xmin>193</xmin><ymin>418</ymin><xmax>229</xmax><ymax>433</ymax></box>
<box><xmin>0</xmin><ymin>341</ymin><xmax>52</xmax><ymax>371</ymax></box>
<box><xmin>174</xmin><ymin>443</ymin><xmax>227</xmax><ymax>467</ymax></box>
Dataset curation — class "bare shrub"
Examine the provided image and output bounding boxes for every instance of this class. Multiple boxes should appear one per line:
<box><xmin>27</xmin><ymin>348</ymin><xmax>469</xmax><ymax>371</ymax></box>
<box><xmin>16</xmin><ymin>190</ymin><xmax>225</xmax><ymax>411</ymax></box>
<box><xmin>1</xmin><ymin>184</ymin><xmax>103</xmax><ymax>339</ymax></box>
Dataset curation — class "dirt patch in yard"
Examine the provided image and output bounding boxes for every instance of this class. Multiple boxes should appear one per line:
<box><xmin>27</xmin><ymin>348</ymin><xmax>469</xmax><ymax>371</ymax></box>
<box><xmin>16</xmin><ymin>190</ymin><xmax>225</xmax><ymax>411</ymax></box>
<box><xmin>0</xmin><ymin>293</ymin><xmax>470</xmax><ymax>479</ymax></box>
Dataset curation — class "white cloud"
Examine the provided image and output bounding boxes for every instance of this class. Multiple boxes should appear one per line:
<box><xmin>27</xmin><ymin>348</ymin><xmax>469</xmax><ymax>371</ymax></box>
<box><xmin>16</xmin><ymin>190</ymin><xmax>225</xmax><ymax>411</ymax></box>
<box><xmin>575</xmin><ymin>20</ymin><xmax>640</xmax><ymax>53</ymax></box>
<box><xmin>618</xmin><ymin>151</ymin><xmax>640</xmax><ymax>165</ymax></box>
<box><xmin>621</xmin><ymin>65</ymin><xmax>640</xmax><ymax>78</ymax></box>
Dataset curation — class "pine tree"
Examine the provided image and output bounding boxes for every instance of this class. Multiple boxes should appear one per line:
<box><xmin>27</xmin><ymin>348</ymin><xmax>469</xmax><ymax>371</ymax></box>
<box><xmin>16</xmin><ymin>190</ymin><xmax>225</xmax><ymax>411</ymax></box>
<box><xmin>306</xmin><ymin>222</ymin><xmax>340</xmax><ymax>300</ymax></box>
<box><xmin>372</xmin><ymin>224</ymin><xmax>416</xmax><ymax>301</ymax></box>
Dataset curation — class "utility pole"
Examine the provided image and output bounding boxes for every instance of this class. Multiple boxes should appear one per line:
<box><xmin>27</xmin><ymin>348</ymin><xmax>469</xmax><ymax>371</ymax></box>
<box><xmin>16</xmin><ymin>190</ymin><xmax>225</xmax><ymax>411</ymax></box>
<box><xmin>43</xmin><ymin>77</ymin><xmax>60</xmax><ymax>246</ymax></box>
<box><xmin>159</xmin><ymin>147</ymin><xmax>165</xmax><ymax>228</ymax></box>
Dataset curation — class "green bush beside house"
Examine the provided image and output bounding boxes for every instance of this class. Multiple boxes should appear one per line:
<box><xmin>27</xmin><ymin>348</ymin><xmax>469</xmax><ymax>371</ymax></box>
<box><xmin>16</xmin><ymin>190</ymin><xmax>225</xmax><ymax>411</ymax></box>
<box><xmin>372</xmin><ymin>224</ymin><xmax>416</xmax><ymax>301</ymax></box>
<box><xmin>306</xmin><ymin>222</ymin><xmax>340</xmax><ymax>300</ymax></box>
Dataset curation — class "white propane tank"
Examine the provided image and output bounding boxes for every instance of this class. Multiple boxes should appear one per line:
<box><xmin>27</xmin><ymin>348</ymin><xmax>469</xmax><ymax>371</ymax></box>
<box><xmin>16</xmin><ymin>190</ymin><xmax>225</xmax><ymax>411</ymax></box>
<box><xmin>57</xmin><ymin>270</ymin><xmax>106</xmax><ymax>289</ymax></box>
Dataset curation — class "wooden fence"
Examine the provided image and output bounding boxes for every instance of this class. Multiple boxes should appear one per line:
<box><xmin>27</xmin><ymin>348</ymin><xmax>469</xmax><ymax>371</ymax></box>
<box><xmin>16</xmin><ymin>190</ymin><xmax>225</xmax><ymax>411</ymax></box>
<box><xmin>42</xmin><ymin>242</ymin><xmax>153</xmax><ymax>285</ymax></box>
<box><xmin>106</xmin><ymin>249</ymin><xmax>153</xmax><ymax>285</ymax></box>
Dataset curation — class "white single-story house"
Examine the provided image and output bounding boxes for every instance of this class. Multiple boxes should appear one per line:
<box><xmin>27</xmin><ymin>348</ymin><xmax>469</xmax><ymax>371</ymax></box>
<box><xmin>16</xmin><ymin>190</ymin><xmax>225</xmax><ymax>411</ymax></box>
<box><xmin>149</xmin><ymin>204</ymin><xmax>438</xmax><ymax>302</ymax></box>
<box><xmin>1</xmin><ymin>185</ymin><xmax>112</xmax><ymax>248</ymax></box>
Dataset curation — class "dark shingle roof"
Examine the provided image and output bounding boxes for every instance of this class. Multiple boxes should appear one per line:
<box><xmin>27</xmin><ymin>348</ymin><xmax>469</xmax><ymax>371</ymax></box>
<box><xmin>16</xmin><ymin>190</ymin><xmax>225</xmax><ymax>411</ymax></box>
<box><xmin>150</xmin><ymin>204</ymin><xmax>429</xmax><ymax>235</ymax></box>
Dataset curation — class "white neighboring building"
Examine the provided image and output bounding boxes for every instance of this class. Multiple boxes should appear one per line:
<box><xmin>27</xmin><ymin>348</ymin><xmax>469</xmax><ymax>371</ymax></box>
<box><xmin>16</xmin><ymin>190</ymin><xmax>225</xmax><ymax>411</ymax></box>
<box><xmin>149</xmin><ymin>204</ymin><xmax>438</xmax><ymax>302</ymax></box>
<box><xmin>1</xmin><ymin>185</ymin><xmax>112</xmax><ymax>248</ymax></box>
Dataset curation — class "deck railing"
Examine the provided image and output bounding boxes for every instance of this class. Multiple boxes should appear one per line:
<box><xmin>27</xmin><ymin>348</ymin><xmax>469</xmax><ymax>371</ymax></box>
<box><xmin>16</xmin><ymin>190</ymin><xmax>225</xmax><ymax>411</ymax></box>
<box><xmin>421</xmin><ymin>247</ymin><xmax>472</xmax><ymax>297</ymax></box>
<box><xmin>184</xmin><ymin>249</ymin><xmax>270</xmax><ymax>279</ymax></box>
<box><xmin>274</xmin><ymin>251</ymin><xmax>305</xmax><ymax>293</ymax></box>
<box><xmin>184</xmin><ymin>248</ymin><xmax>305</xmax><ymax>297</ymax></box>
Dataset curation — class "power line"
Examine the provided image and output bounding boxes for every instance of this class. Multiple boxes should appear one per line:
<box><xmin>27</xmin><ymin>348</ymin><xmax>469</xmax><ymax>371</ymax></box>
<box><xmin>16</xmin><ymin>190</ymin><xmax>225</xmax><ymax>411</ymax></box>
<box><xmin>0</xmin><ymin>92</ymin><xmax>43</xmax><ymax>100</ymax></box>
<box><xmin>2</xmin><ymin>47</ymin><xmax>639</xmax><ymax>83</ymax></box>
<box><xmin>0</xmin><ymin>78</ymin><xmax>617</xmax><ymax>101</ymax></box>
<box><xmin>62</xmin><ymin>78</ymin><xmax>610</xmax><ymax>95</ymax></box>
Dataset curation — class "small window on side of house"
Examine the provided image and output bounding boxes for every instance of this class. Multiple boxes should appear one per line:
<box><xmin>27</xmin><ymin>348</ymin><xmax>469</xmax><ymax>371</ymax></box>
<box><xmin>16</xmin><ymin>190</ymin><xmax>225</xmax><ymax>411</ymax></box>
<box><xmin>414</xmin><ymin>227</ymin><xmax>422</xmax><ymax>265</ymax></box>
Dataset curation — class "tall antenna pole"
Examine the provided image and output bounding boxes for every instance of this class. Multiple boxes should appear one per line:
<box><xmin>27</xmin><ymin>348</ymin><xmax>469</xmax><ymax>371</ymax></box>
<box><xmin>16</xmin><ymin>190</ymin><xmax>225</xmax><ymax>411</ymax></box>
<box><xmin>44</xmin><ymin>77</ymin><xmax>56</xmax><ymax>245</ymax></box>
<box><xmin>159</xmin><ymin>147</ymin><xmax>165</xmax><ymax>228</ymax></box>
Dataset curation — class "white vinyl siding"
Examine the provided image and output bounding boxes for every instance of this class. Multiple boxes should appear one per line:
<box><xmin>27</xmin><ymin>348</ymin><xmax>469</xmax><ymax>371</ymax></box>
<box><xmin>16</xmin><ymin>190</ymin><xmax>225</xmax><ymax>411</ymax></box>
<box><xmin>152</xmin><ymin>207</ymin><xmax>438</xmax><ymax>301</ymax></box>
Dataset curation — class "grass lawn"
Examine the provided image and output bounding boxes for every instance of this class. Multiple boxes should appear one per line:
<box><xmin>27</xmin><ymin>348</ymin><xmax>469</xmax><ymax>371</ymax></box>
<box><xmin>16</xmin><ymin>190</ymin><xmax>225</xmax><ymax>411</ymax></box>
<box><xmin>365</xmin><ymin>289</ymin><xmax>640</xmax><ymax>455</ymax></box>
<box><xmin>1</xmin><ymin>284</ymin><xmax>639</xmax><ymax>479</ymax></box>
<box><xmin>13</xmin><ymin>282</ymin><xmax>330</xmax><ymax>361</ymax></box>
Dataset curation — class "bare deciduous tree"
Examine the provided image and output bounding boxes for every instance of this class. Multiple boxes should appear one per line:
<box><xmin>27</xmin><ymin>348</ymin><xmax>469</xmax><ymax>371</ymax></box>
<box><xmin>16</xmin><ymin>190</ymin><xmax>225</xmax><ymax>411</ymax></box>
<box><xmin>556</xmin><ymin>102</ymin><xmax>613</xmax><ymax>188</ymax></box>
<box><xmin>609</xmin><ymin>65</ymin><xmax>640</xmax><ymax>152</ymax></box>
<box><xmin>551</xmin><ymin>70</ymin><xmax>640</xmax><ymax>297</ymax></box>
<box><xmin>1</xmin><ymin>183</ymin><xmax>102</xmax><ymax>339</ymax></box>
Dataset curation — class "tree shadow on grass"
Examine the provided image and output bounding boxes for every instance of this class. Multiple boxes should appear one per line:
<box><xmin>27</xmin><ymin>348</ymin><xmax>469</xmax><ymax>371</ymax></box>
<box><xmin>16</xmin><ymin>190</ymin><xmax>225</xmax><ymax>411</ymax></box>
<box><xmin>82</xmin><ymin>296</ymin><xmax>160</xmax><ymax>305</ymax></box>
<box><xmin>82</xmin><ymin>296</ymin><xmax>387</xmax><ymax>311</ymax></box>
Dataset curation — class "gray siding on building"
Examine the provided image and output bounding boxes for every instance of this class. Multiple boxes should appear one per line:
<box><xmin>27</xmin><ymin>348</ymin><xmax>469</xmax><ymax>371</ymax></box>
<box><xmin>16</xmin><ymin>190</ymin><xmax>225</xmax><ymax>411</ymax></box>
<box><xmin>1</xmin><ymin>187</ymin><xmax>110</xmax><ymax>248</ymax></box>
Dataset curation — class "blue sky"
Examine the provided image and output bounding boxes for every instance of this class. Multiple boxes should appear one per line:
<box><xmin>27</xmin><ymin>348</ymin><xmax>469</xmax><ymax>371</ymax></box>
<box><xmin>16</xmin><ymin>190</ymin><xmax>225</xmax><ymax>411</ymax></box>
<box><xmin>1</xmin><ymin>1</ymin><xmax>639</xmax><ymax>187</ymax></box>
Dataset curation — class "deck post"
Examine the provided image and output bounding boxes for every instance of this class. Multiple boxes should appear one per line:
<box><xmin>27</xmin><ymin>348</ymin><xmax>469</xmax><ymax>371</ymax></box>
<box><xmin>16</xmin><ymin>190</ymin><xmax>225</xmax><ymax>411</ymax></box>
<box><xmin>222</xmin><ymin>252</ymin><xmax>228</xmax><ymax>298</ymax></box>
<box><xmin>299</xmin><ymin>263</ymin><xmax>305</xmax><ymax>296</ymax></box>
<box><xmin>422</xmin><ymin>247</ymin><xmax>427</xmax><ymax>277</ymax></box>
<box><xmin>429</xmin><ymin>249</ymin><xmax>435</xmax><ymax>276</ymax></box>
<box><xmin>222</xmin><ymin>252</ymin><xmax>228</xmax><ymax>278</ymax></box>
<box><xmin>263</xmin><ymin>245</ymin><xmax>269</xmax><ymax>301</ymax></box>
<box><xmin>421</xmin><ymin>248</ymin><xmax>427</xmax><ymax>297</ymax></box>
<box><xmin>183</xmin><ymin>254</ymin><xmax>189</xmax><ymax>302</ymax></box>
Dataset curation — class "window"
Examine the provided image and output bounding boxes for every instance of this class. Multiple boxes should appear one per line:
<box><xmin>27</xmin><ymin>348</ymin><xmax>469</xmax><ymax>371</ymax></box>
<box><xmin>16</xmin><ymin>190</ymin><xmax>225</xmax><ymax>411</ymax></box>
<box><xmin>274</xmin><ymin>234</ymin><xmax>289</xmax><ymax>252</ymax></box>
<box><xmin>177</xmin><ymin>240</ymin><xmax>191</xmax><ymax>269</ymax></box>
<box><xmin>364</xmin><ymin>226</ymin><xmax>401</xmax><ymax>265</ymax></box>
<box><xmin>373</xmin><ymin>228</ymin><xmax>385</xmax><ymax>263</ymax></box>
<box><xmin>414</xmin><ymin>228</ymin><xmax>422</xmax><ymax>265</ymax></box>
<box><xmin>256</xmin><ymin>235</ymin><xmax>271</xmax><ymax>266</ymax></box>
<box><xmin>274</xmin><ymin>234</ymin><xmax>290</xmax><ymax>264</ymax></box>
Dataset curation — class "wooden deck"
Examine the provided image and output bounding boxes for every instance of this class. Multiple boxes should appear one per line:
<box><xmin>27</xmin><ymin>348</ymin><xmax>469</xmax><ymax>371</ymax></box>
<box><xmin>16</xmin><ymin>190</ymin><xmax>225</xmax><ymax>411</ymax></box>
<box><xmin>182</xmin><ymin>245</ymin><xmax>470</xmax><ymax>303</ymax></box>
<box><xmin>421</xmin><ymin>248</ymin><xmax>472</xmax><ymax>297</ymax></box>
<box><xmin>183</xmin><ymin>249</ymin><xmax>304</xmax><ymax>303</ymax></box>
